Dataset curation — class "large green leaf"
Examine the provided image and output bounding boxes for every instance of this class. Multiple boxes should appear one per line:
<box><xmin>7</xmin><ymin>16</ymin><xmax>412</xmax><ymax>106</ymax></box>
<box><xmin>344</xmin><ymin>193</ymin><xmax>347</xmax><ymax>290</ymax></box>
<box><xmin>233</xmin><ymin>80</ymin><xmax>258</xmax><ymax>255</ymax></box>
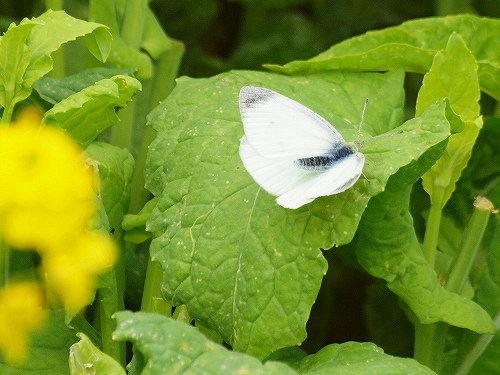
<box><xmin>145</xmin><ymin>70</ymin><xmax>457</xmax><ymax>357</ymax></box>
<box><xmin>113</xmin><ymin>311</ymin><xmax>435</xmax><ymax>375</ymax></box>
<box><xmin>43</xmin><ymin>75</ymin><xmax>141</xmax><ymax>147</ymax></box>
<box><xmin>114</xmin><ymin>311</ymin><xmax>294</xmax><ymax>375</ymax></box>
<box><xmin>267</xmin><ymin>15</ymin><xmax>500</xmax><ymax>101</ymax></box>
<box><xmin>357</xmin><ymin>142</ymin><xmax>495</xmax><ymax>334</ymax></box>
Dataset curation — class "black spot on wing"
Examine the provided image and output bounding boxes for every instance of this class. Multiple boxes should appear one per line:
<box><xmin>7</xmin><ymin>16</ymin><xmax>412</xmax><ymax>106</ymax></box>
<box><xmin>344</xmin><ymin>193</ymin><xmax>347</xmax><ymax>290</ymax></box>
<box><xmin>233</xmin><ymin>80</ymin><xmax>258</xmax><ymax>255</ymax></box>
<box><xmin>239</xmin><ymin>87</ymin><xmax>274</xmax><ymax>109</ymax></box>
<box><xmin>295</xmin><ymin>144</ymin><xmax>355</xmax><ymax>171</ymax></box>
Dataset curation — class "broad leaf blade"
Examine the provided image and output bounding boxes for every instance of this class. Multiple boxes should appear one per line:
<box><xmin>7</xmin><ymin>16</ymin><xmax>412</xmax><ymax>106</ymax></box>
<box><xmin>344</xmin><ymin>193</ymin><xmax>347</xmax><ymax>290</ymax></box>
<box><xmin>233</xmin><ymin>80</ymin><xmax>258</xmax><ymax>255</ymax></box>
<box><xmin>357</xmin><ymin>112</ymin><xmax>495</xmax><ymax>334</ymax></box>
<box><xmin>113</xmin><ymin>311</ymin><xmax>295</xmax><ymax>375</ymax></box>
<box><xmin>267</xmin><ymin>15</ymin><xmax>500</xmax><ymax>101</ymax></box>
<box><xmin>145</xmin><ymin>70</ymin><xmax>456</xmax><ymax>357</ymax></box>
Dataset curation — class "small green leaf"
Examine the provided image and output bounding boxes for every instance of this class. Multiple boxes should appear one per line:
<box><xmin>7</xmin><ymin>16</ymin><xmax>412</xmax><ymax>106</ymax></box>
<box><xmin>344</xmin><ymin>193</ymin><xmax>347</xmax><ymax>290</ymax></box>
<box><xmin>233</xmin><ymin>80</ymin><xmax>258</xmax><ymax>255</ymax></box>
<box><xmin>0</xmin><ymin>10</ymin><xmax>112</xmax><ymax>118</ymax></box>
<box><xmin>69</xmin><ymin>333</ymin><xmax>125</xmax><ymax>375</ymax></box>
<box><xmin>0</xmin><ymin>21</ymin><xmax>38</xmax><ymax>107</ymax></box>
<box><xmin>43</xmin><ymin>75</ymin><xmax>141</xmax><ymax>147</ymax></box>
<box><xmin>122</xmin><ymin>197</ymin><xmax>157</xmax><ymax>244</ymax></box>
<box><xmin>24</xmin><ymin>10</ymin><xmax>111</xmax><ymax>70</ymax></box>
<box><xmin>89</xmin><ymin>1</ymin><xmax>153</xmax><ymax>79</ymax></box>
<box><xmin>0</xmin><ymin>310</ymin><xmax>77</xmax><ymax>375</ymax></box>
<box><xmin>122</xmin><ymin>198</ymin><xmax>158</xmax><ymax>232</ymax></box>
<box><xmin>85</xmin><ymin>142</ymin><xmax>135</xmax><ymax>235</ymax></box>
<box><xmin>84</xmin><ymin>142</ymin><xmax>135</xmax><ymax>363</ymax></box>
<box><xmin>113</xmin><ymin>311</ymin><xmax>295</xmax><ymax>375</ymax></box>
<box><xmin>419</xmin><ymin>33</ymin><xmax>481</xmax><ymax>209</ymax></box>
<box><xmin>34</xmin><ymin>67</ymin><xmax>134</xmax><ymax>104</ymax></box>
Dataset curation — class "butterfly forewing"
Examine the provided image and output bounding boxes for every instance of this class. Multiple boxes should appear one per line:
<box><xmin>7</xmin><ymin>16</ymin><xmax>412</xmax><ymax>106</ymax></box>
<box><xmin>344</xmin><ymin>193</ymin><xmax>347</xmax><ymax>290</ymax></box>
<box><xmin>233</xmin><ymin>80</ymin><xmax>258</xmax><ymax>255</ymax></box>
<box><xmin>239</xmin><ymin>86</ymin><xmax>344</xmax><ymax>159</ymax></box>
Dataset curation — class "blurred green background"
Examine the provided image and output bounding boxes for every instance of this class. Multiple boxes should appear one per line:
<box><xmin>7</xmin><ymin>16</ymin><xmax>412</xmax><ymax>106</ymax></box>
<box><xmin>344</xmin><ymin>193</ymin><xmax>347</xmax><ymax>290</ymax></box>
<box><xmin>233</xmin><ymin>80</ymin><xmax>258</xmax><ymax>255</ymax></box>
<box><xmin>1</xmin><ymin>0</ymin><xmax>499</xmax><ymax>78</ymax></box>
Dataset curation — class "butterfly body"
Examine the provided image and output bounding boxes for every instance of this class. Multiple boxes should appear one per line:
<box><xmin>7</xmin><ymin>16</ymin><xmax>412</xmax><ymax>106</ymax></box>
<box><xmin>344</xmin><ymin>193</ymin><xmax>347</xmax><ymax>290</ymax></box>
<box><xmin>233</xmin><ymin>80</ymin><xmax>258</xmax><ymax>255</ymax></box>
<box><xmin>239</xmin><ymin>86</ymin><xmax>365</xmax><ymax>209</ymax></box>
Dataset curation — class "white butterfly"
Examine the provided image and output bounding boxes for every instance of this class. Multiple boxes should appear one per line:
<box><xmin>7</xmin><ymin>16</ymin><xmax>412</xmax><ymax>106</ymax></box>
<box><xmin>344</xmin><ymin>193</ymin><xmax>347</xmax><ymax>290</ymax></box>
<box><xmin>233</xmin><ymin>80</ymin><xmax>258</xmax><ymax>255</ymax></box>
<box><xmin>239</xmin><ymin>86</ymin><xmax>365</xmax><ymax>209</ymax></box>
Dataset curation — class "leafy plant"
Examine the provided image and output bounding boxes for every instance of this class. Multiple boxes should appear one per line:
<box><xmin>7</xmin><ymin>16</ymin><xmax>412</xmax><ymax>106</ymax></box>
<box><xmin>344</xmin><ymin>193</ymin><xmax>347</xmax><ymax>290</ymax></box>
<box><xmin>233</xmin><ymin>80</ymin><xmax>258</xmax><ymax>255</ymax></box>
<box><xmin>141</xmin><ymin>14</ymin><xmax>499</xmax><ymax>375</ymax></box>
<box><xmin>0</xmin><ymin>2</ymin><xmax>498</xmax><ymax>375</ymax></box>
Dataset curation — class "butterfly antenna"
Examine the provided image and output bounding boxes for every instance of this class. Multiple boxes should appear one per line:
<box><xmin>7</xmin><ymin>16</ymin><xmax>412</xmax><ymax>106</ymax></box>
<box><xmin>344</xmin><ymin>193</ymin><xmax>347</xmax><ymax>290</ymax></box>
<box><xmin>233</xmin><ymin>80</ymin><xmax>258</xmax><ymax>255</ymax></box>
<box><xmin>357</xmin><ymin>98</ymin><xmax>368</xmax><ymax>142</ymax></box>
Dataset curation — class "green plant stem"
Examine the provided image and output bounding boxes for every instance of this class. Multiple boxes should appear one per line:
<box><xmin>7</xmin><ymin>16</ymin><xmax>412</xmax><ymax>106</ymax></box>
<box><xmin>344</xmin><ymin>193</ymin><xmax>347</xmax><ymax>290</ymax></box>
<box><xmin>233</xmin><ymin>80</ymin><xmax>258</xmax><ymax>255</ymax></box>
<box><xmin>109</xmin><ymin>0</ymin><xmax>147</xmax><ymax>150</ymax></box>
<box><xmin>414</xmin><ymin>322</ymin><xmax>448</xmax><ymax>372</ymax></box>
<box><xmin>120</xmin><ymin>0</ymin><xmax>147</xmax><ymax>48</ymax></box>
<box><xmin>446</xmin><ymin>198</ymin><xmax>492</xmax><ymax>294</ymax></box>
<box><xmin>0</xmin><ymin>240</ymin><xmax>9</xmax><ymax>287</ymax></box>
<box><xmin>110</xmin><ymin>101</ymin><xmax>135</xmax><ymax>149</ymax></box>
<box><xmin>99</xmin><ymin>292</ymin><xmax>125</xmax><ymax>365</ymax></box>
<box><xmin>422</xmin><ymin>201</ymin><xmax>442</xmax><ymax>268</ymax></box>
<box><xmin>127</xmin><ymin>41</ymin><xmax>184</xmax><ymax>214</ymax></box>
<box><xmin>455</xmin><ymin>313</ymin><xmax>500</xmax><ymax>375</ymax></box>
<box><xmin>141</xmin><ymin>256</ymin><xmax>171</xmax><ymax>315</ymax></box>
<box><xmin>1</xmin><ymin>99</ymin><xmax>14</xmax><ymax>124</ymax></box>
<box><xmin>132</xmin><ymin>42</ymin><xmax>183</xmax><ymax>314</ymax></box>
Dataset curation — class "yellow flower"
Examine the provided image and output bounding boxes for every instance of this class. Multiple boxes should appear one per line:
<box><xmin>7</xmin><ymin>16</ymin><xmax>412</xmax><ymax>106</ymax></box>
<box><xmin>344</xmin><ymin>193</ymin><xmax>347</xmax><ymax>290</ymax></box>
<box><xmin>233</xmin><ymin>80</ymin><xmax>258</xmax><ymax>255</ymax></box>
<box><xmin>0</xmin><ymin>109</ymin><xmax>118</xmax><ymax>315</ymax></box>
<box><xmin>0</xmin><ymin>282</ymin><xmax>46</xmax><ymax>365</ymax></box>
<box><xmin>43</xmin><ymin>231</ymin><xmax>117</xmax><ymax>313</ymax></box>
<box><xmin>0</xmin><ymin>120</ymin><xmax>95</xmax><ymax>250</ymax></box>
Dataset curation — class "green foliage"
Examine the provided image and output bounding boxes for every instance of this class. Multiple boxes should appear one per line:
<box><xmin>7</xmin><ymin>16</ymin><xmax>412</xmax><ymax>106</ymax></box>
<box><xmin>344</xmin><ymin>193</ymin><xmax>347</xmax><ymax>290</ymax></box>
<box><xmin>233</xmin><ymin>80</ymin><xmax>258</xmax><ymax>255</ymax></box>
<box><xmin>143</xmin><ymin>12</ymin><xmax>499</xmax><ymax>375</ymax></box>
<box><xmin>0</xmin><ymin>2</ymin><xmax>499</xmax><ymax>375</ymax></box>
<box><xmin>145</xmin><ymin>69</ymin><xmax>466</xmax><ymax>358</ymax></box>
<box><xmin>43</xmin><ymin>75</ymin><xmax>141</xmax><ymax>147</ymax></box>
<box><xmin>268</xmin><ymin>15</ymin><xmax>500</xmax><ymax>101</ymax></box>
<box><xmin>419</xmin><ymin>33</ymin><xmax>481</xmax><ymax>210</ymax></box>
<box><xmin>0</xmin><ymin>10</ymin><xmax>111</xmax><ymax>122</ymax></box>
<box><xmin>113</xmin><ymin>311</ymin><xmax>435</xmax><ymax>374</ymax></box>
